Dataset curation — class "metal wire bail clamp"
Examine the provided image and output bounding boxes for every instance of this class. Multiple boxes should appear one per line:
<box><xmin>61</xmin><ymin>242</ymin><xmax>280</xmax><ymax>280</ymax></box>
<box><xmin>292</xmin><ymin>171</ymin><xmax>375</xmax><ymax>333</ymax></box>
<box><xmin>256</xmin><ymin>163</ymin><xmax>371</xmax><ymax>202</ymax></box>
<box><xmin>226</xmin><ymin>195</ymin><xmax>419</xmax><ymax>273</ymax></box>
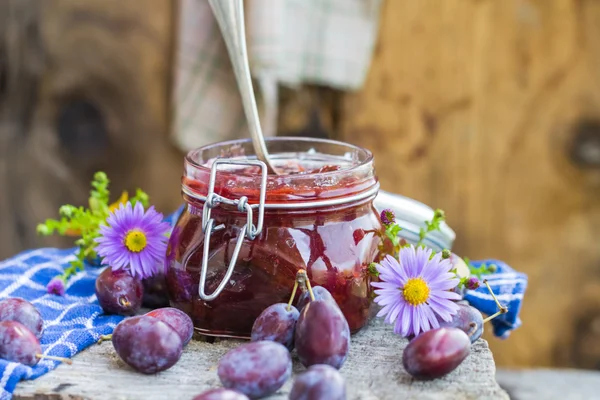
<box><xmin>194</xmin><ymin>159</ymin><xmax>267</xmax><ymax>301</ymax></box>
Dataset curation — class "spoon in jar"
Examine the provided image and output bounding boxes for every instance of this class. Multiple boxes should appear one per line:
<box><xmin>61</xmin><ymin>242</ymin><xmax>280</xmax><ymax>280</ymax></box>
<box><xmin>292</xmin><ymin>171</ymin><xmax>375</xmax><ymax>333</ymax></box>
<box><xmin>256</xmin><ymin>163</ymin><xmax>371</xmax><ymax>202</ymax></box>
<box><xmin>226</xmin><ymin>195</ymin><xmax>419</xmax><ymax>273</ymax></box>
<box><xmin>208</xmin><ymin>0</ymin><xmax>279</xmax><ymax>175</ymax></box>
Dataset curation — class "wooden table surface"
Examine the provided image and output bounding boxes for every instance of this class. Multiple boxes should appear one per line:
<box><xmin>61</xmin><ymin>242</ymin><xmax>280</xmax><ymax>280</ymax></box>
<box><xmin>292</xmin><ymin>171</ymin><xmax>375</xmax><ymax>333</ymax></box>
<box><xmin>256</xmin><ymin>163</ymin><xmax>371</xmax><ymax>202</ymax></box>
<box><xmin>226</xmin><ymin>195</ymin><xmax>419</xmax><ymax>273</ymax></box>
<box><xmin>14</xmin><ymin>317</ymin><xmax>508</xmax><ymax>400</ymax></box>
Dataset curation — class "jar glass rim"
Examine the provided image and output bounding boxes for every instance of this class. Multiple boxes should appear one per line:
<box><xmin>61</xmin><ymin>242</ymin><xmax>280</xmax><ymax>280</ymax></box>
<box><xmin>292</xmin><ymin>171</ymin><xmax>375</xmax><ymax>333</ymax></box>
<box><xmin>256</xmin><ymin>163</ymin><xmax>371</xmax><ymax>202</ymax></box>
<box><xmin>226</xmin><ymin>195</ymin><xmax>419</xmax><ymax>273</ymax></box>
<box><xmin>182</xmin><ymin>136</ymin><xmax>378</xmax><ymax>206</ymax></box>
<box><xmin>184</xmin><ymin>136</ymin><xmax>374</xmax><ymax>178</ymax></box>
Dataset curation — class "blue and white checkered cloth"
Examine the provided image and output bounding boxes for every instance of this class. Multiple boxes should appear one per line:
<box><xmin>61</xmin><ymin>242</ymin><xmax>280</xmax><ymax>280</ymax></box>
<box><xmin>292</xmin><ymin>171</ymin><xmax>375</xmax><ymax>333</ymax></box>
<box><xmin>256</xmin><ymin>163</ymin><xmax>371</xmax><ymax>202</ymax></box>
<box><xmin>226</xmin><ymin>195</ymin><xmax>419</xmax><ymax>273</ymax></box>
<box><xmin>0</xmin><ymin>207</ymin><xmax>183</xmax><ymax>400</ymax></box>
<box><xmin>464</xmin><ymin>259</ymin><xmax>528</xmax><ymax>339</ymax></box>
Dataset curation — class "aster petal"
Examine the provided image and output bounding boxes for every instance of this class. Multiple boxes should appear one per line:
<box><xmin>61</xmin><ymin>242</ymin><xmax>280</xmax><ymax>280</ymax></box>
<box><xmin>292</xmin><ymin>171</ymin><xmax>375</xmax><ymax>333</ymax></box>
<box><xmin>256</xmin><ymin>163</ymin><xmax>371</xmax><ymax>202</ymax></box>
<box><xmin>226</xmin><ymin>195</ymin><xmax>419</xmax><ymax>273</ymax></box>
<box><xmin>376</xmin><ymin>304</ymin><xmax>393</xmax><ymax>318</ymax></box>
<box><xmin>412</xmin><ymin>306</ymin><xmax>421</xmax><ymax>336</ymax></box>
<box><xmin>428</xmin><ymin>295</ymin><xmax>460</xmax><ymax>313</ymax></box>
<box><xmin>105</xmin><ymin>212</ymin><xmax>119</xmax><ymax>228</ymax></box>
<box><xmin>429</xmin><ymin>251</ymin><xmax>443</xmax><ymax>266</ymax></box>
<box><xmin>374</xmin><ymin>293</ymin><xmax>400</xmax><ymax>307</ymax></box>
<box><xmin>431</xmin><ymin>290</ymin><xmax>461</xmax><ymax>300</ymax></box>
<box><xmin>428</xmin><ymin>272</ymin><xmax>459</xmax><ymax>284</ymax></box>
<box><xmin>127</xmin><ymin>253</ymin><xmax>141</xmax><ymax>278</ymax></box>
<box><xmin>414</xmin><ymin>246</ymin><xmax>432</xmax><ymax>276</ymax></box>
<box><xmin>371</xmin><ymin>281</ymin><xmax>400</xmax><ymax>290</ymax></box>
<box><xmin>439</xmin><ymin>261</ymin><xmax>454</xmax><ymax>275</ymax></box>
<box><xmin>400</xmin><ymin>305</ymin><xmax>411</xmax><ymax>337</ymax></box>
<box><xmin>109</xmin><ymin>250</ymin><xmax>130</xmax><ymax>270</ymax></box>
<box><xmin>133</xmin><ymin>201</ymin><xmax>144</xmax><ymax>220</ymax></box>
<box><xmin>140</xmin><ymin>252</ymin><xmax>159</xmax><ymax>278</ymax></box>
<box><xmin>389</xmin><ymin>301</ymin><xmax>405</xmax><ymax>324</ymax></box>
<box><xmin>423</xmin><ymin>305</ymin><xmax>441</xmax><ymax>330</ymax></box>
<box><xmin>377</xmin><ymin>256</ymin><xmax>408</xmax><ymax>285</ymax></box>
<box><xmin>427</xmin><ymin>299</ymin><xmax>455</xmax><ymax>321</ymax></box>
<box><xmin>418</xmin><ymin>306</ymin><xmax>431</xmax><ymax>332</ymax></box>
<box><xmin>384</xmin><ymin>303</ymin><xmax>399</xmax><ymax>324</ymax></box>
<box><xmin>421</xmin><ymin>257</ymin><xmax>445</xmax><ymax>282</ymax></box>
<box><xmin>399</xmin><ymin>246</ymin><xmax>416</xmax><ymax>277</ymax></box>
<box><xmin>429</xmin><ymin>277</ymin><xmax>461</xmax><ymax>291</ymax></box>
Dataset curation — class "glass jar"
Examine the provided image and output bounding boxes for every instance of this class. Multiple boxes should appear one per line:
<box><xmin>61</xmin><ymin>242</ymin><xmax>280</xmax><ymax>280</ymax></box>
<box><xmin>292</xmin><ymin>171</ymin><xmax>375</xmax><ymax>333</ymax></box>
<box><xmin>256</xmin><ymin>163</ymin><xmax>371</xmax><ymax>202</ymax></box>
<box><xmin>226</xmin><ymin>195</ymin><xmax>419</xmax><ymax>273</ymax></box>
<box><xmin>165</xmin><ymin>137</ymin><xmax>384</xmax><ymax>339</ymax></box>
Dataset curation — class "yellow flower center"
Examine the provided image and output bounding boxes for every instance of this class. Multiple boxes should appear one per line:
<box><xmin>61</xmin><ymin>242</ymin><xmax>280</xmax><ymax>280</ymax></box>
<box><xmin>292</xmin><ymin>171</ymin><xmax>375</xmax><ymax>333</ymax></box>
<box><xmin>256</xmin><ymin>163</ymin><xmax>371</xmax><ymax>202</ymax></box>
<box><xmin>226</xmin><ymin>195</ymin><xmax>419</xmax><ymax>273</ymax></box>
<box><xmin>402</xmin><ymin>278</ymin><xmax>430</xmax><ymax>306</ymax></box>
<box><xmin>124</xmin><ymin>230</ymin><xmax>147</xmax><ymax>253</ymax></box>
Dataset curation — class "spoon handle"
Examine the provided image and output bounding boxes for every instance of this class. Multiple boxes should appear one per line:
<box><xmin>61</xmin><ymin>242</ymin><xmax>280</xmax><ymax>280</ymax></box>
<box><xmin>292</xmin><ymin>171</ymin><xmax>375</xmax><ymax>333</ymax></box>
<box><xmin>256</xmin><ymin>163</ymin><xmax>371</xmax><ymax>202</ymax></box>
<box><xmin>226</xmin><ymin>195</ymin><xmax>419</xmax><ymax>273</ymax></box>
<box><xmin>208</xmin><ymin>0</ymin><xmax>278</xmax><ymax>174</ymax></box>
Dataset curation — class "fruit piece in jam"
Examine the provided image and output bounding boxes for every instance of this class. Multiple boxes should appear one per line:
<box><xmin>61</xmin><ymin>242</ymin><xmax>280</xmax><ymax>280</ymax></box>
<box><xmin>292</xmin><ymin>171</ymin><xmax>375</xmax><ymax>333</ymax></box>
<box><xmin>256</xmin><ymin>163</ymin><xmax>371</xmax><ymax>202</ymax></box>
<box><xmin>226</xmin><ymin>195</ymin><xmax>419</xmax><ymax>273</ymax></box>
<box><xmin>166</xmin><ymin>158</ymin><xmax>383</xmax><ymax>338</ymax></box>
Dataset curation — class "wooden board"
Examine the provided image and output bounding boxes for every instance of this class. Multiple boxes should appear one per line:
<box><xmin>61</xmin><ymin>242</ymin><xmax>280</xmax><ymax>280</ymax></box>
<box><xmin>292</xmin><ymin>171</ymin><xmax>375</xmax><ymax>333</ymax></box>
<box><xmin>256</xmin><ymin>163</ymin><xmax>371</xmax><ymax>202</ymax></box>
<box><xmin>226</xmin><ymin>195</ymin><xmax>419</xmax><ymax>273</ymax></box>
<box><xmin>323</xmin><ymin>0</ymin><xmax>600</xmax><ymax>369</ymax></box>
<box><xmin>13</xmin><ymin>317</ymin><xmax>508</xmax><ymax>400</ymax></box>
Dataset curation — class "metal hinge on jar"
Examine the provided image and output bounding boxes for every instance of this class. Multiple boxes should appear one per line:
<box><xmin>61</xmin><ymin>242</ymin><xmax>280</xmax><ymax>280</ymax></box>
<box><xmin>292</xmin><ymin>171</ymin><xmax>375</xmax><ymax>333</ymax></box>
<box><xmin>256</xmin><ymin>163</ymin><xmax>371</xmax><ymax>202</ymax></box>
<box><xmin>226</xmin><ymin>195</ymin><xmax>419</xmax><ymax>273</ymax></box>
<box><xmin>192</xmin><ymin>159</ymin><xmax>267</xmax><ymax>301</ymax></box>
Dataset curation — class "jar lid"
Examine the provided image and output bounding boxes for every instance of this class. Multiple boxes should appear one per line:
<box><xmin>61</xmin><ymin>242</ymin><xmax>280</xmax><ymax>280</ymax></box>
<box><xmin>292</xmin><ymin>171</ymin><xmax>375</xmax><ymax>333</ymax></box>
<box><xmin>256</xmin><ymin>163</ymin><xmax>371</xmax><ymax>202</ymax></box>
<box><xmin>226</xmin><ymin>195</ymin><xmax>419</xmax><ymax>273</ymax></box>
<box><xmin>373</xmin><ymin>190</ymin><xmax>456</xmax><ymax>251</ymax></box>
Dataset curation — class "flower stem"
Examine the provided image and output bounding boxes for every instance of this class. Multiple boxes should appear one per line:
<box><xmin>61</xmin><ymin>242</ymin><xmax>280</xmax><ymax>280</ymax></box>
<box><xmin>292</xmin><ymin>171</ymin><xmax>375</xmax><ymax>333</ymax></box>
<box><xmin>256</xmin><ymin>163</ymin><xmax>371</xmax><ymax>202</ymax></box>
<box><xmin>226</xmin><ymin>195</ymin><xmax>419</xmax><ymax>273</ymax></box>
<box><xmin>287</xmin><ymin>279</ymin><xmax>299</xmax><ymax>312</ymax></box>
<box><xmin>36</xmin><ymin>354</ymin><xmax>73</xmax><ymax>365</ymax></box>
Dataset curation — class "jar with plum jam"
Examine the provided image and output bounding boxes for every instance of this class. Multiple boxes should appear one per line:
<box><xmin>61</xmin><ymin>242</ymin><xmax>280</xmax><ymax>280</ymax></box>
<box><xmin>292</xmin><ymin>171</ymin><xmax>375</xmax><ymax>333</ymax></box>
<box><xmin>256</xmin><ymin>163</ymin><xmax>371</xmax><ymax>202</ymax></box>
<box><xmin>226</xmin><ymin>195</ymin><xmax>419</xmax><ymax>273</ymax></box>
<box><xmin>165</xmin><ymin>137</ymin><xmax>384</xmax><ymax>338</ymax></box>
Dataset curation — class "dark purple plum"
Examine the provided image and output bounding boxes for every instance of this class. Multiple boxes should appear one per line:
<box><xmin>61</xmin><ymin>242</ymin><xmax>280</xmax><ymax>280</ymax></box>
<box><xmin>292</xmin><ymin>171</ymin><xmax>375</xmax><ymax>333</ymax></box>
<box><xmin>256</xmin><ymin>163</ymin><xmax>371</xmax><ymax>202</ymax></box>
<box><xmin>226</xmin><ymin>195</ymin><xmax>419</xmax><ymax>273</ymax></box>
<box><xmin>142</xmin><ymin>273</ymin><xmax>170</xmax><ymax>309</ymax></box>
<box><xmin>251</xmin><ymin>303</ymin><xmax>299</xmax><ymax>350</ymax></box>
<box><xmin>297</xmin><ymin>286</ymin><xmax>337</xmax><ymax>311</ymax></box>
<box><xmin>217</xmin><ymin>340</ymin><xmax>292</xmax><ymax>398</ymax></box>
<box><xmin>402</xmin><ymin>327</ymin><xmax>471</xmax><ymax>380</ymax></box>
<box><xmin>146</xmin><ymin>307</ymin><xmax>194</xmax><ymax>346</ymax></box>
<box><xmin>438</xmin><ymin>303</ymin><xmax>484</xmax><ymax>343</ymax></box>
<box><xmin>95</xmin><ymin>268</ymin><xmax>143</xmax><ymax>316</ymax></box>
<box><xmin>0</xmin><ymin>297</ymin><xmax>44</xmax><ymax>338</ymax></box>
<box><xmin>295</xmin><ymin>300</ymin><xmax>350</xmax><ymax>369</ymax></box>
<box><xmin>192</xmin><ymin>388</ymin><xmax>250</xmax><ymax>400</ymax></box>
<box><xmin>0</xmin><ymin>320</ymin><xmax>41</xmax><ymax>366</ymax></box>
<box><xmin>289</xmin><ymin>364</ymin><xmax>346</xmax><ymax>400</ymax></box>
<box><xmin>112</xmin><ymin>315</ymin><xmax>182</xmax><ymax>374</ymax></box>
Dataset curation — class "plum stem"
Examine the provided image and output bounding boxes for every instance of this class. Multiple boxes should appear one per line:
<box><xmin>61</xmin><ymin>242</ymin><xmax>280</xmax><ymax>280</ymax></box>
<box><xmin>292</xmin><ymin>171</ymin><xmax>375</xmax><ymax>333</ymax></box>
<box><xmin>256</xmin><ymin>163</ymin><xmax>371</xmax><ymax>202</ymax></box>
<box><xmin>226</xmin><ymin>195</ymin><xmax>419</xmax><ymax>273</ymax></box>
<box><xmin>296</xmin><ymin>269</ymin><xmax>315</xmax><ymax>301</ymax></box>
<box><xmin>482</xmin><ymin>308</ymin><xmax>508</xmax><ymax>323</ymax></box>
<box><xmin>97</xmin><ymin>334</ymin><xmax>113</xmax><ymax>344</ymax></box>
<box><xmin>467</xmin><ymin>322</ymin><xmax>479</xmax><ymax>338</ymax></box>
<box><xmin>305</xmin><ymin>275</ymin><xmax>315</xmax><ymax>302</ymax></box>
<box><xmin>36</xmin><ymin>354</ymin><xmax>73</xmax><ymax>365</ymax></box>
<box><xmin>118</xmin><ymin>297</ymin><xmax>131</xmax><ymax>308</ymax></box>
<box><xmin>287</xmin><ymin>279</ymin><xmax>299</xmax><ymax>311</ymax></box>
<box><xmin>482</xmin><ymin>279</ymin><xmax>508</xmax><ymax>314</ymax></box>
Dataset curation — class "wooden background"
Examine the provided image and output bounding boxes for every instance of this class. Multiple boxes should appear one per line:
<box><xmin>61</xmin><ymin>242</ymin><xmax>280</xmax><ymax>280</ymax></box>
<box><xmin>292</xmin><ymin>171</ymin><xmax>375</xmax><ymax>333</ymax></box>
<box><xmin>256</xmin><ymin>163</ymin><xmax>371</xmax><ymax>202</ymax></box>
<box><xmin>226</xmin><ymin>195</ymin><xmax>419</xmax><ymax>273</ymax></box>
<box><xmin>2</xmin><ymin>0</ymin><xmax>600</xmax><ymax>369</ymax></box>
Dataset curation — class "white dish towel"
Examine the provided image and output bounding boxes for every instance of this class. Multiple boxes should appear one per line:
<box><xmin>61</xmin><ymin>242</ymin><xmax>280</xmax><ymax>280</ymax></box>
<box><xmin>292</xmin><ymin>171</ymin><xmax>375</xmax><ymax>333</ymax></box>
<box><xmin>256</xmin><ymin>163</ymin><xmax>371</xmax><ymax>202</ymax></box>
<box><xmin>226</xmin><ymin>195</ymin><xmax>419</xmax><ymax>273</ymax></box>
<box><xmin>172</xmin><ymin>0</ymin><xmax>383</xmax><ymax>151</ymax></box>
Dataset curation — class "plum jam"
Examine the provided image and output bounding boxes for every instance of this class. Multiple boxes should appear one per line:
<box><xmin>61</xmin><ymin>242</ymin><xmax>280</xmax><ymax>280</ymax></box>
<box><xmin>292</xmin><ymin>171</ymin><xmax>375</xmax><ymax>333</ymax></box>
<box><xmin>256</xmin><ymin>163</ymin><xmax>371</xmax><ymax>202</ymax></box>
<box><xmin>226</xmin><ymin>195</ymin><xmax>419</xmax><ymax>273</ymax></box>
<box><xmin>165</xmin><ymin>137</ymin><xmax>384</xmax><ymax>338</ymax></box>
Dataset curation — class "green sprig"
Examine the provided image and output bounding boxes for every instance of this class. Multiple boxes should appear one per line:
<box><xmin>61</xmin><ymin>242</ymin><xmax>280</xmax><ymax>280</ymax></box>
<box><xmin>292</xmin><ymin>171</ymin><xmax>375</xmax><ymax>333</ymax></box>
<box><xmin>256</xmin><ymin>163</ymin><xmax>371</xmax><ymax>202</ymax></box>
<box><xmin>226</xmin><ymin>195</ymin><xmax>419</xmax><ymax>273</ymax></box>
<box><xmin>463</xmin><ymin>257</ymin><xmax>497</xmax><ymax>279</ymax></box>
<box><xmin>417</xmin><ymin>209</ymin><xmax>445</xmax><ymax>246</ymax></box>
<box><xmin>37</xmin><ymin>172</ymin><xmax>150</xmax><ymax>284</ymax></box>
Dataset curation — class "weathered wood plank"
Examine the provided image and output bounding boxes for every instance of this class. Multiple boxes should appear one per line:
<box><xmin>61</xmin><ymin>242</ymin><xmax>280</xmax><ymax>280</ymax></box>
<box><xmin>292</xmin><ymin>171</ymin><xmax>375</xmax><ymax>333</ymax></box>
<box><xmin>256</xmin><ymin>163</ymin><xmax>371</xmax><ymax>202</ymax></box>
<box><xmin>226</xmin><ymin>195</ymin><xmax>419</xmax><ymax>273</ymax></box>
<box><xmin>14</xmin><ymin>317</ymin><xmax>508</xmax><ymax>400</ymax></box>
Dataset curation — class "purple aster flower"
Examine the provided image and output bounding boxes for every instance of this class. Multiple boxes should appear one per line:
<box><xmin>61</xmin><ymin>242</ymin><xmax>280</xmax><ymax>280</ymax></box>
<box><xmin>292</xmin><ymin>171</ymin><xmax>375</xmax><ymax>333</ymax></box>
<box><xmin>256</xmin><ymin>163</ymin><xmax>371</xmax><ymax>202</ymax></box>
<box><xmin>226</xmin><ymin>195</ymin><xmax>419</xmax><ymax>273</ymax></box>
<box><xmin>47</xmin><ymin>277</ymin><xmax>66</xmax><ymax>296</ymax></box>
<box><xmin>95</xmin><ymin>202</ymin><xmax>171</xmax><ymax>279</ymax></box>
<box><xmin>371</xmin><ymin>245</ymin><xmax>461</xmax><ymax>337</ymax></box>
<box><xmin>380</xmin><ymin>209</ymin><xmax>396</xmax><ymax>225</ymax></box>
